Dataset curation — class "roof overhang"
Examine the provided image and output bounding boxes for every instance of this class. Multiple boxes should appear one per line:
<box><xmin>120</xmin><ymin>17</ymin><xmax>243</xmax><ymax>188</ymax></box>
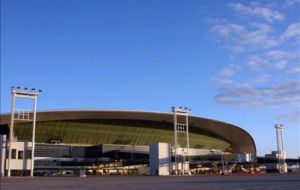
<box><xmin>0</xmin><ymin>109</ymin><xmax>256</xmax><ymax>154</ymax></box>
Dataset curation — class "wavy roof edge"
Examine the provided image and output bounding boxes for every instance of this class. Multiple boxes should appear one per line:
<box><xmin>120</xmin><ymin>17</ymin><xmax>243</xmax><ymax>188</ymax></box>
<box><xmin>0</xmin><ymin>109</ymin><xmax>256</xmax><ymax>154</ymax></box>
<box><xmin>0</xmin><ymin>108</ymin><xmax>236</xmax><ymax>126</ymax></box>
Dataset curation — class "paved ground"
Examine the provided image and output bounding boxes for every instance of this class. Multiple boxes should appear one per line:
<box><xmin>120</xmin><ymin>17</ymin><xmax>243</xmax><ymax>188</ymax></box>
<box><xmin>1</xmin><ymin>173</ymin><xmax>300</xmax><ymax>190</ymax></box>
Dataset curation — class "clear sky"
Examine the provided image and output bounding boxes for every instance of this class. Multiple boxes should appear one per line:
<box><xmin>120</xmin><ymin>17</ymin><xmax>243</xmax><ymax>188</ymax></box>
<box><xmin>1</xmin><ymin>0</ymin><xmax>299</xmax><ymax>158</ymax></box>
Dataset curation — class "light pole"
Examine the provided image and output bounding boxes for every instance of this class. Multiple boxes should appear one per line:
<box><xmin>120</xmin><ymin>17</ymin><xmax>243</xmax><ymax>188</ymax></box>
<box><xmin>221</xmin><ymin>153</ymin><xmax>225</xmax><ymax>175</ymax></box>
<box><xmin>171</xmin><ymin>107</ymin><xmax>190</xmax><ymax>175</ymax></box>
<box><xmin>7</xmin><ymin>87</ymin><xmax>41</xmax><ymax>177</ymax></box>
<box><xmin>274</xmin><ymin>124</ymin><xmax>286</xmax><ymax>173</ymax></box>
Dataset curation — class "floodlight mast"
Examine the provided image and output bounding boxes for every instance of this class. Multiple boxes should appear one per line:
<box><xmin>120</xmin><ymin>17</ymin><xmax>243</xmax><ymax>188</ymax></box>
<box><xmin>7</xmin><ymin>87</ymin><xmax>41</xmax><ymax>177</ymax></box>
<box><xmin>274</xmin><ymin>124</ymin><xmax>286</xmax><ymax>173</ymax></box>
<box><xmin>172</xmin><ymin>107</ymin><xmax>190</xmax><ymax>175</ymax></box>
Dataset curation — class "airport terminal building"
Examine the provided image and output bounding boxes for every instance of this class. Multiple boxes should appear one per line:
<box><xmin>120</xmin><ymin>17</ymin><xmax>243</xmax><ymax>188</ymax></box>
<box><xmin>0</xmin><ymin>109</ymin><xmax>256</xmax><ymax>176</ymax></box>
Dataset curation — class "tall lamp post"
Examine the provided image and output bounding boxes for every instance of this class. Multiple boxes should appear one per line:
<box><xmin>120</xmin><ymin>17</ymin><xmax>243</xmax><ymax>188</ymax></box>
<box><xmin>7</xmin><ymin>87</ymin><xmax>41</xmax><ymax>177</ymax></box>
<box><xmin>274</xmin><ymin>124</ymin><xmax>287</xmax><ymax>173</ymax></box>
<box><xmin>171</xmin><ymin>107</ymin><xmax>190</xmax><ymax>175</ymax></box>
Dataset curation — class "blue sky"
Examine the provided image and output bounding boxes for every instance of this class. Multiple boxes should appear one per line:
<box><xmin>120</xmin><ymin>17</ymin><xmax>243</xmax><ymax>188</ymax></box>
<box><xmin>1</xmin><ymin>0</ymin><xmax>299</xmax><ymax>158</ymax></box>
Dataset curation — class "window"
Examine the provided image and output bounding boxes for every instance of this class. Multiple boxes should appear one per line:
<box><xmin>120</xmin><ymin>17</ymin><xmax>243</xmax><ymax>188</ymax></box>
<box><xmin>25</xmin><ymin>150</ymin><xmax>32</xmax><ymax>159</ymax></box>
<box><xmin>18</xmin><ymin>151</ymin><xmax>24</xmax><ymax>160</ymax></box>
<box><xmin>11</xmin><ymin>149</ymin><xmax>16</xmax><ymax>159</ymax></box>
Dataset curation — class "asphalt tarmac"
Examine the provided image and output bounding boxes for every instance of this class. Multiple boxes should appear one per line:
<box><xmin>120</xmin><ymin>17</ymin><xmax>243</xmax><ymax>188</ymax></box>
<box><xmin>1</xmin><ymin>173</ymin><xmax>300</xmax><ymax>190</ymax></box>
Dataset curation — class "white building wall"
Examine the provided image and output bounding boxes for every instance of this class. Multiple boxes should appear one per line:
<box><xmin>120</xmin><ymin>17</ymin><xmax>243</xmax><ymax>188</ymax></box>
<box><xmin>6</xmin><ymin>141</ymin><xmax>32</xmax><ymax>170</ymax></box>
<box><xmin>150</xmin><ymin>143</ymin><xmax>171</xmax><ymax>176</ymax></box>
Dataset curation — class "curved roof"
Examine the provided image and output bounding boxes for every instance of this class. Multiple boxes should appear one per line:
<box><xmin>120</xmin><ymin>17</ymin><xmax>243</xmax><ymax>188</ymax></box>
<box><xmin>0</xmin><ymin>109</ymin><xmax>256</xmax><ymax>154</ymax></box>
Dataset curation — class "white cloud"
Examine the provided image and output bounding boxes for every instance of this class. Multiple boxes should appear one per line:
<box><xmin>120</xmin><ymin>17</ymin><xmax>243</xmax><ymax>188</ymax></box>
<box><xmin>284</xmin><ymin>0</ymin><xmax>300</xmax><ymax>7</ymax></box>
<box><xmin>277</xmin><ymin>111</ymin><xmax>300</xmax><ymax>125</ymax></box>
<box><xmin>246</xmin><ymin>50</ymin><xmax>300</xmax><ymax>70</ymax></box>
<box><xmin>219</xmin><ymin>68</ymin><xmax>235</xmax><ymax>77</ymax></box>
<box><xmin>267</xmin><ymin>49</ymin><xmax>300</xmax><ymax>70</ymax></box>
<box><xmin>282</xmin><ymin>22</ymin><xmax>300</xmax><ymax>39</ymax></box>
<box><xmin>254</xmin><ymin>74</ymin><xmax>270</xmax><ymax>84</ymax></box>
<box><xmin>274</xmin><ymin>60</ymin><xmax>288</xmax><ymax>70</ymax></box>
<box><xmin>243</xmin><ymin>23</ymin><xmax>278</xmax><ymax>49</ymax></box>
<box><xmin>266</xmin><ymin>50</ymin><xmax>290</xmax><ymax>60</ymax></box>
<box><xmin>212</xmin><ymin>23</ymin><xmax>278</xmax><ymax>52</ymax></box>
<box><xmin>212</xmin><ymin>23</ymin><xmax>244</xmax><ymax>37</ymax></box>
<box><xmin>247</xmin><ymin>55</ymin><xmax>269</xmax><ymax>69</ymax></box>
<box><xmin>289</xmin><ymin>67</ymin><xmax>300</xmax><ymax>73</ymax></box>
<box><xmin>219</xmin><ymin>64</ymin><xmax>238</xmax><ymax>77</ymax></box>
<box><xmin>230</xmin><ymin>3</ymin><xmax>284</xmax><ymax>22</ymax></box>
<box><xmin>215</xmin><ymin>81</ymin><xmax>300</xmax><ymax>108</ymax></box>
<box><xmin>211</xmin><ymin>2</ymin><xmax>300</xmax><ymax>112</ymax></box>
<box><xmin>210</xmin><ymin>78</ymin><xmax>234</xmax><ymax>86</ymax></box>
<box><xmin>211</xmin><ymin>65</ymin><xmax>238</xmax><ymax>86</ymax></box>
